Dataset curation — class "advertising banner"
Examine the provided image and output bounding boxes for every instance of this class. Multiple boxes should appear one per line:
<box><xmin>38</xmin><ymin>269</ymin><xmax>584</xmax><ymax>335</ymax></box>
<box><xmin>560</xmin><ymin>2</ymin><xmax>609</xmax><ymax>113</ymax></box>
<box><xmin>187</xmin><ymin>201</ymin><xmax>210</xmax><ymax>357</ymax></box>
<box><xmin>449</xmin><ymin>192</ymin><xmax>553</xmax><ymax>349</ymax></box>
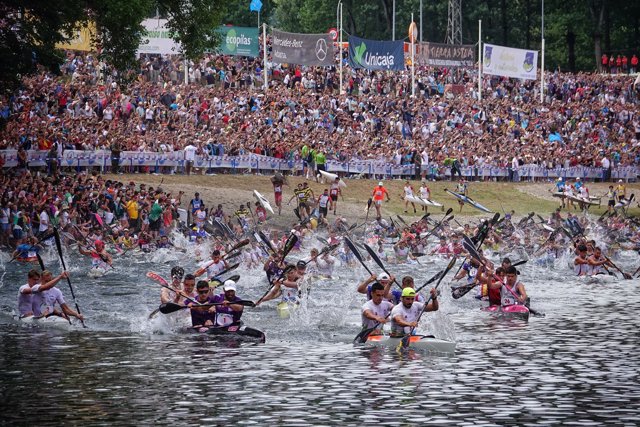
<box><xmin>348</xmin><ymin>36</ymin><xmax>404</xmax><ymax>71</ymax></box>
<box><xmin>138</xmin><ymin>19</ymin><xmax>181</xmax><ymax>55</ymax></box>
<box><xmin>217</xmin><ymin>26</ymin><xmax>260</xmax><ymax>57</ymax></box>
<box><xmin>271</xmin><ymin>29</ymin><xmax>335</xmax><ymax>66</ymax></box>
<box><xmin>482</xmin><ymin>43</ymin><xmax>538</xmax><ymax>80</ymax></box>
<box><xmin>416</xmin><ymin>42</ymin><xmax>475</xmax><ymax>67</ymax></box>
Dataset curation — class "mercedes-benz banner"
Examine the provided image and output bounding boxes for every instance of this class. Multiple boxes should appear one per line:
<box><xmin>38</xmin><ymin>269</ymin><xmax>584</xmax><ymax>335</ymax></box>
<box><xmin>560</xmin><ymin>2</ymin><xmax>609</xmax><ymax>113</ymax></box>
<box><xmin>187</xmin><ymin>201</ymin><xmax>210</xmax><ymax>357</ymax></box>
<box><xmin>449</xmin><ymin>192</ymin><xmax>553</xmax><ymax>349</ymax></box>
<box><xmin>348</xmin><ymin>36</ymin><xmax>405</xmax><ymax>71</ymax></box>
<box><xmin>271</xmin><ymin>29</ymin><xmax>335</xmax><ymax>67</ymax></box>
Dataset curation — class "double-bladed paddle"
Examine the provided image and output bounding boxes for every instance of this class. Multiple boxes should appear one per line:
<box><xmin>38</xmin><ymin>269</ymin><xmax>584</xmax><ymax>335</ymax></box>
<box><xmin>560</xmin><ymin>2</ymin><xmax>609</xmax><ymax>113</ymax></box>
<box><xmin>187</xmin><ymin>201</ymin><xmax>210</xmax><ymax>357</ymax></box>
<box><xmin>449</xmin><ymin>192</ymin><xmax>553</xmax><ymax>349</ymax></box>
<box><xmin>254</xmin><ymin>233</ymin><xmax>299</xmax><ymax>306</ymax></box>
<box><xmin>451</xmin><ymin>260</ymin><xmax>528</xmax><ymax>299</ymax></box>
<box><xmin>397</xmin><ymin>256</ymin><xmax>457</xmax><ymax>351</ymax></box>
<box><xmin>53</xmin><ymin>227</ymin><xmax>86</xmax><ymax>328</ymax></box>
<box><xmin>159</xmin><ymin>300</ymin><xmax>256</xmax><ymax>314</ymax></box>
<box><xmin>363</xmin><ymin>243</ymin><xmax>401</xmax><ymax>289</ymax></box>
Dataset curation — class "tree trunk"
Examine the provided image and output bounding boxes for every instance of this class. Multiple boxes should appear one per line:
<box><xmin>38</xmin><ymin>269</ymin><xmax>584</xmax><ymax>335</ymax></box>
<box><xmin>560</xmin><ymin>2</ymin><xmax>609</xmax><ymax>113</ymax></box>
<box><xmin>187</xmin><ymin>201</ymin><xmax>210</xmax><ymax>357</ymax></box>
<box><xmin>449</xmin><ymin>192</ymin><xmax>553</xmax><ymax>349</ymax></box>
<box><xmin>590</xmin><ymin>1</ymin><xmax>605</xmax><ymax>72</ymax></box>
<box><xmin>501</xmin><ymin>0</ymin><xmax>508</xmax><ymax>45</ymax></box>
<box><xmin>525</xmin><ymin>0</ymin><xmax>531</xmax><ymax>49</ymax></box>
<box><xmin>567</xmin><ymin>30</ymin><xmax>576</xmax><ymax>73</ymax></box>
<box><xmin>380</xmin><ymin>0</ymin><xmax>392</xmax><ymax>37</ymax></box>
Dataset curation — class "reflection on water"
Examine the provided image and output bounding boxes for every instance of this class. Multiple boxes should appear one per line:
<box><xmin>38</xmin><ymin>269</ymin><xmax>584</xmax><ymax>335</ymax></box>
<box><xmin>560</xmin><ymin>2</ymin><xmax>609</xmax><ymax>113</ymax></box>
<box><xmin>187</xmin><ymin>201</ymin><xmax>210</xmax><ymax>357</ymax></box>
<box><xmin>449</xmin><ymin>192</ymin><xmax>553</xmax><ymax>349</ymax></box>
<box><xmin>1</xmin><ymin>249</ymin><xmax>639</xmax><ymax>424</ymax></box>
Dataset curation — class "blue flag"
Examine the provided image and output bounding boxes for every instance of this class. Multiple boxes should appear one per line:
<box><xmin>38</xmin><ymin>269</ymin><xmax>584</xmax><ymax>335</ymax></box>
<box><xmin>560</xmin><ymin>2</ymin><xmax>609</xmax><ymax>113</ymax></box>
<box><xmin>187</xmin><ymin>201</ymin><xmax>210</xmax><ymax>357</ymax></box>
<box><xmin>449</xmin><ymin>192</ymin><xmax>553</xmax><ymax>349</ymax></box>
<box><xmin>250</xmin><ymin>0</ymin><xmax>262</xmax><ymax>12</ymax></box>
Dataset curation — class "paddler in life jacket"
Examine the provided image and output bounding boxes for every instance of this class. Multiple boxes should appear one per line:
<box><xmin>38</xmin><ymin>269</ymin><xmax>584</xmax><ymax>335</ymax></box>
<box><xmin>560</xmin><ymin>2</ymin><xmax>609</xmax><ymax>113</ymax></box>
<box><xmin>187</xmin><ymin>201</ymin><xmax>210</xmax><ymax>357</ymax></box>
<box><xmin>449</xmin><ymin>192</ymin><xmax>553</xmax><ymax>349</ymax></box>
<box><xmin>615</xmin><ymin>179</ymin><xmax>627</xmax><ymax>207</ymax></box>
<box><xmin>259</xmin><ymin>260</ymin><xmax>307</xmax><ymax>305</ymax></box>
<box><xmin>606</xmin><ymin>185</ymin><xmax>616</xmax><ymax>214</ymax></box>
<box><xmin>453</xmin><ymin>257</ymin><xmax>482</xmax><ymax>298</ymax></box>
<box><xmin>419</xmin><ymin>181</ymin><xmax>431</xmax><ymax>212</ymax></box>
<box><xmin>78</xmin><ymin>239</ymin><xmax>113</xmax><ymax>270</ymax></box>
<box><xmin>188</xmin><ymin>280</ymin><xmax>217</xmax><ymax>329</ymax></box>
<box><xmin>361</xmin><ymin>282</ymin><xmax>394</xmax><ymax>336</ymax></box>
<box><xmin>389</xmin><ymin>287</ymin><xmax>438</xmax><ymax>337</ymax></box>
<box><xmin>403</xmin><ymin>180</ymin><xmax>417</xmax><ymax>214</ymax></box>
<box><xmin>234</xmin><ymin>204</ymin><xmax>251</xmax><ymax>231</ymax></box>
<box><xmin>329</xmin><ymin>177</ymin><xmax>343</xmax><ymax>215</ymax></box>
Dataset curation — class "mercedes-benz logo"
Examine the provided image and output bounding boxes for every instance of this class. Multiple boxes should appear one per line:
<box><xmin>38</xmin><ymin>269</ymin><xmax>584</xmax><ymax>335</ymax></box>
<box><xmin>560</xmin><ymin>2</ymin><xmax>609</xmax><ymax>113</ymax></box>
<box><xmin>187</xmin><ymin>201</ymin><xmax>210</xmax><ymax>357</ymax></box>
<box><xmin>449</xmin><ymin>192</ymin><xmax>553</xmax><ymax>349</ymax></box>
<box><xmin>315</xmin><ymin>38</ymin><xmax>328</xmax><ymax>61</ymax></box>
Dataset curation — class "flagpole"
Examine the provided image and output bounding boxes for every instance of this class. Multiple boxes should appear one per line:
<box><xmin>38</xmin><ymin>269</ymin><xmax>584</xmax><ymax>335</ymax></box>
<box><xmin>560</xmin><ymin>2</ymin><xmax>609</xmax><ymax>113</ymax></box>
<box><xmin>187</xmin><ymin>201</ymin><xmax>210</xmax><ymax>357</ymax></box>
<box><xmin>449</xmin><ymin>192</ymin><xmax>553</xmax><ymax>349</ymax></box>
<box><xmin>411</xmin><ymin>15</ymin><xmax>415</xmax><ymax>98</ymax></box>
<box><xmin>263</xmin><ymin>23</ymin><xmax>268</xmax><ymax>92</ymax></box>
<box><xmin>338</xmin><ymin>0</ymin><xmax>343</xmax><ymax>95</ymax></box>
<box><xmin>478</xmin><ymin>20</ymin><xmax>482</xmax><ymax>102</ymax></box>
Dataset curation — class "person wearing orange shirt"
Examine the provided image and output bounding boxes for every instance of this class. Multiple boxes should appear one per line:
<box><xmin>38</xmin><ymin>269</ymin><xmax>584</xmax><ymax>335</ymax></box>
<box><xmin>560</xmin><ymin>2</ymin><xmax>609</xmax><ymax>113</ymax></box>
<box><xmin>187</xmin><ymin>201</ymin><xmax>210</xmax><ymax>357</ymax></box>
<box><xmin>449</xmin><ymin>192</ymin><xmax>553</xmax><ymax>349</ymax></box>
<box><xmin>371</xmin><ymin>182</ymin><xmax>391</xmax><ymax>220</ymax></box>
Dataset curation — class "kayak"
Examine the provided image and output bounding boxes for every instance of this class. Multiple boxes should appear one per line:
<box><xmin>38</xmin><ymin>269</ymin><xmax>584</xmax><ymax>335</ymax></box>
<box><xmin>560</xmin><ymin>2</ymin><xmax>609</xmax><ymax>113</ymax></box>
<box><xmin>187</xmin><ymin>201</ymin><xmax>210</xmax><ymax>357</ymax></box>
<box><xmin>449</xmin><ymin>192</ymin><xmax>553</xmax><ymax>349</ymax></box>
<box><xmin>365</xmin><ymin>334</ymin><xmax>456</xmax><ymax>354</ymax></box>
<box><xmin>404</xmin><ymin>194</ymin><xmax>431</xmax><ymax>207</ymax></box>
<box><xmin>17</xmin><ymin>314</ymin><xmax>76</xmax><ymax>330</ymax></box>
<box><xmin>566</xmin><ymin>194</ymin><xmax>598</xmax><ymax>206</ymax></box>
<box><xmin>188</xmin><ymin>322</ymin><xmax>265</xmax><ymax>343</ymax></box>
<box><xmin>614</xmin><ymin>193</ymin><xmax>635</xmax><ymax>209</ymax></box>
<box><xmin>445</xmin><ymin>189</ymin><xmax>492</xmax><ymax>213</ymax></box>
<box><xmin>482</xmin><ymin>304</ymin><xmax>530</xmax><ymax>321</ymax></box>
<box><xmin>318</xmin><ymin>169</ymin><xmax>347</xmax><ymax>187</ymax></box>
<box><xmin>253</xmin><ymin>189</ymin><xmax>275</xmax><ymax>214</ymax></box>
<box><xmin>419</xmin><ymin>196</ymin><xmax>443</xmax><ymax>207</ymax></box>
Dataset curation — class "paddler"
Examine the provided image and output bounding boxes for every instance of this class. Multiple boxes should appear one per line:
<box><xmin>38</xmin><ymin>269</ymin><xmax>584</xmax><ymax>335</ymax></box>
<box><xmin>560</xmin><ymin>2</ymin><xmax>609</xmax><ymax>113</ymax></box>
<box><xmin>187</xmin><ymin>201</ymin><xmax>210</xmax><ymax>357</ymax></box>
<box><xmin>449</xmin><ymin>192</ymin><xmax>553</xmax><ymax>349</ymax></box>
<box><xmin>587</xmin><ymin>246</ymin><xmax>613</xmax><ymax>276</ymax></box>
<box><xmin>160</xmin><ymin>266</ymin><xmax>185</xmax><ymax>304</ymax></box>
<box><xmin>188</xmin><ymin>280</ymin><xmax>216</xmax><ymax>328</ymax></box>
<box><xmin>288</xmin><ymin>183</ymin><xmax>309</xmax><ymax>220</ymax></box>
<box><xmin>329</xmin><ymin>177</ymin><xmax>343</xmax><ymax>215</ymax></box>
<box><xmin>209</xmin><ymin>280</ymin><xmax>245</xmax><ymax>327</ymax></box>
<box><xmin>12</xmin><ymin>236</ymin><xmax>41</xmax><ymax>262</ymax></box>
<box><xmin>486</xmin><ymin>265</ymin><xmax>527</xmax><ymax>306</ymax></box>
<box><xmin>78</xmin><ymin>239</ymin><xmax>113</xmax><ymax>270</ymax></box>
<box><xmin>419</xmin><ymin>181</ymin><xmax>431</xmax><ymax>212</ymax></box>
<box><xmin>402</xmin><ymin>180</ymin><xmax>417</xmax><ymax>214</ymax></box>
<box><xmin>271</xmin><ymin>172</ymin><xmax>288</xmax><ymax>215</ymax></box>
<box><xmin>455</xmin><ymin>179</ymin><xmax>468</xmax><ymax>212</ymax></box>
<box><xmin>606</xmin><ymin>185</ymin><xmax>616</xmax><ymax>214</ymax></box>
<box><xmin>255</xmin><ymin>201</ymin><xmax>267</xmax><ymax>224</ymax></box>
<box><xmin>361</xmin><ymin>282</ymin><xmax>393</xmax><ymax>336</ymax></box>
<box><xmin>195</xmin><ymin>249</ymin><xmax>229</xmax><ymax>281</ymax></box>
<box><xmin>31</xmin><ymin>270</ymin><xmax>83</xmax><ymax>321</ymax></box>
<box><xmin>259</xmin><ymin>260</ymin><xmax>307</xmax><ymax>305</ymax></box>
<box><xmin>17</xmin><ymin>269</ymin><xmax>62</xmax><ymax>318</ymax></box>
<box><xmin>317</xmin><ymin>189</ymin><xmax>331</xmax><ymax>219</ymax></box>
<box><xmin>371</xmin><ymin>182</ymin><xmax>391</xmax><ymax>220</ymax></box>
<box><xmin>388</xmin><ymin>276</ymin><xmax>426</xmax><ymax>304</ymax></box>
<box><xmin>357</xmin><ymin>272</ymin><xmax>394</xmax><ymax>300</ymax></box>
<box><xmin>615</xmin><ymin>179</ymin><xmax>627</xmax><ymax>205</ymax></box>
<box><xmin>573</xmin><ymin>244</ymin><xmax>590</xmax><ymax>276</ymax></box>
<box><xmin>389</xmin><ymin>287</ymin><xmax>438</xmax><ymax>337</ymax></box>
<box><xmin>234</xmin><ymin>204</ymin><xmax>251</xmax><ymax>232</ymax></box>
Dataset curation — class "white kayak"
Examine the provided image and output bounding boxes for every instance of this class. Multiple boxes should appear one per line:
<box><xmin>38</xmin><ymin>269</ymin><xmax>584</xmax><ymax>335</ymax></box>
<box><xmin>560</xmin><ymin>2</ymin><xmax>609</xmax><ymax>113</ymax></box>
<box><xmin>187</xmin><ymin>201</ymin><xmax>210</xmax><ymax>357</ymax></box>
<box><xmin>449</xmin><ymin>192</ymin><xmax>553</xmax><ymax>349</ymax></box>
<box><xmin>177</xmin><ymin>207</ymin><xmax>188</xmax><ymax>225</ymax></box>
<box><xmin>566</xmin><ymin>194</ymin><xmax>598</xmax><ymax>206</ymax></box>
<box><xmin>17</xmin><ymin>314</ymin><xmax>76</xmax><ymax>330</ymax></box>
<box><xmin>365</xmin><ymin>334</ymin><xmax>456</xmax><ymax>354</ymax></box>
<box><xmin>253</xmin><ymin>190</ymin><xmax>275</xmax><ymax>214</ymax></box>
<box><xmin>404</xmin><ymin>194</ymin><xmax>431</xmax><ymax>207</ymax></box>
<box><xmin>318</xmin><ymin>169</ymin><xmax>347</xmax><ymax>187</ymax></box>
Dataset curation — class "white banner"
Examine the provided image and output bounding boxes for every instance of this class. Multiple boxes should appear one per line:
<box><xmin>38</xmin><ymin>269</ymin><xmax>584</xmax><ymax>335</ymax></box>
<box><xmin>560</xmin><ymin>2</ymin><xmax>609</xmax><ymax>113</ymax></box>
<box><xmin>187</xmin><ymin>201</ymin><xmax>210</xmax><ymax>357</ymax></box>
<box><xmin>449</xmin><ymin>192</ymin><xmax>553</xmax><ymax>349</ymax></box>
<box><xmin>2</xmin><ymin>150</ymin><xmax>638</xmax><ymax>181</ymax></box>
<box><xmin>483</xmin><ymin>43</ymin><xmax>538</xmax><ymax>80</ymax></box>
<box><xmin>138</xmin><ymin>19</ymin><xmax>181</xmax><ymax>55</ymax></box>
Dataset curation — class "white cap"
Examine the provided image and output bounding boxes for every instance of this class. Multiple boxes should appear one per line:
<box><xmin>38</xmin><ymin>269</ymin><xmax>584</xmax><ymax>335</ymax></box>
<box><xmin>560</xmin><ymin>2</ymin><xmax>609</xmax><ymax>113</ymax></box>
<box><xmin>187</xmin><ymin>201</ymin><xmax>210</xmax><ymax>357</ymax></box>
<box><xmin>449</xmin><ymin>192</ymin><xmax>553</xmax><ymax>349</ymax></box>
<box><xmin>576</xmin><ymin>177</ymin><xmax>581</xmax><ymax>180</ymax></box>
<box><xmin>378</xmin><ymin>181</ymin><xmax>383</xmax><ymax>186</ymax></box>
<box><xmin>619</xmin><ymin>179</ymin><xmax>623</xmax><ymax>183</ymax></box>
<box><xmin>378</xmin><ymin>272</ymin><xmax>390</xmax><ymax>281</ymax></box>
<box><xmin>223</xmin><ymin>280</ymin><xmax>237</xmax><ymax>292</ymax></box>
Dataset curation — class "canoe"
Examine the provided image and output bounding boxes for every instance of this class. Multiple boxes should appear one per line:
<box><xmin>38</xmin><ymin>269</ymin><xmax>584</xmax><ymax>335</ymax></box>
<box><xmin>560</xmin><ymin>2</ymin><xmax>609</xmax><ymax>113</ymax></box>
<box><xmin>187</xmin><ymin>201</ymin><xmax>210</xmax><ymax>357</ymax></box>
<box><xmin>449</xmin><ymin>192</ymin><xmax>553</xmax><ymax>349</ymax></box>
<box><xmin>365</xmin><ymin>334</ymin><xmax>456</xmax><ymax>354</ymax></box>
<box><xmin>445</xmin><ymin>189</ymin><xmax>492</xmax><ymax>213</ymax></box>
<box><xmin>17</xmin><ymin>314</ymin><xmax>75</xmax><ymax>330</ymax></box>
<box><xmin>253</xmin><ymin>189</ymin><xmax>275</xmax><ymax>214</ymax></box>
<box><xmin>482</xmin><ymin>304</ymin><xmax>530</xmax><ymax>321</ymax></box>
<box><xmin>419</xmin><ymin>196</ymin><xmax>443</xmax><ymax>207</ymax></box>
<box><xmin>318</xmin><ymin>169</ymin><xmax>347</xmax><ymax>187</ymax></box>
<box><xmin>188</xmin><ymin>322</ymin><xmax>266</xmax><ymax>343</ymax></box>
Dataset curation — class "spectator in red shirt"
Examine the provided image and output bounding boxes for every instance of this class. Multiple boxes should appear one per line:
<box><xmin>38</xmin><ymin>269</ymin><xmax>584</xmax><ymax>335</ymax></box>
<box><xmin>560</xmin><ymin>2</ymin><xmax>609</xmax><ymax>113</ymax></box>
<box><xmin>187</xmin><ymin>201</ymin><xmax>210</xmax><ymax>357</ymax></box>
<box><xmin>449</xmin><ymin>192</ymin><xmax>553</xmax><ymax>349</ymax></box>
<box><xmin>622</xmin><ymin>55</ymin><xmax>628</xmax><ymax>73</ymax></box>
<box><xmin>631</xmin><ymin>54</ymin><xmax>638</xmax><ymax>73</ymax></box>
<box><xmin>601</xmin><ymin>54</ymin><xmax>608</xmax><ymax>73</ymax></box>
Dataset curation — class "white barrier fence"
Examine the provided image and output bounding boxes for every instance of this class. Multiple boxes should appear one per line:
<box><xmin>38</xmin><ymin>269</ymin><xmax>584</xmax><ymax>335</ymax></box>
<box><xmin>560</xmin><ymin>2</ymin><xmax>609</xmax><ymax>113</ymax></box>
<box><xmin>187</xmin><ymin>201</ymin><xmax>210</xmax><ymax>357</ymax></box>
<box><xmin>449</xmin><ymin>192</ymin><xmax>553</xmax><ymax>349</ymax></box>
<box><xmin>2</xmin><ymin>149</ymin><xmax>638</xmax><ymax>181</ymax></box>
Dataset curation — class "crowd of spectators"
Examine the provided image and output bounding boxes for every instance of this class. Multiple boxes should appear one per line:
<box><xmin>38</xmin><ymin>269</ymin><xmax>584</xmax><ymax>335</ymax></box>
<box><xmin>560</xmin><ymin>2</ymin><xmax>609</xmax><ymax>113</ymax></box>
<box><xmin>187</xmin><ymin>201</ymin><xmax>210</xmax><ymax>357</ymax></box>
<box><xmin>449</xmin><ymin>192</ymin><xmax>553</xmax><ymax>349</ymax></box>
<box><xmin>1</xmin><ymin>49</ymin><xmax>640</xmax><ymax>181</ymax></box>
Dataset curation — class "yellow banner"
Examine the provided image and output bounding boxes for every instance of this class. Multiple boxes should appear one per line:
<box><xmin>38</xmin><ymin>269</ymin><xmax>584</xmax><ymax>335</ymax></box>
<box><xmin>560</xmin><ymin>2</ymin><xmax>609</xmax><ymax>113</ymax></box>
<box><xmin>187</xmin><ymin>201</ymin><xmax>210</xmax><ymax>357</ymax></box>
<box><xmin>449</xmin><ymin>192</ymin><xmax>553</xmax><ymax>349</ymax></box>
<box><xmin>55</xmin><ymin>22</ymin><xmax>96</xmax><ymax>52</ymax></box>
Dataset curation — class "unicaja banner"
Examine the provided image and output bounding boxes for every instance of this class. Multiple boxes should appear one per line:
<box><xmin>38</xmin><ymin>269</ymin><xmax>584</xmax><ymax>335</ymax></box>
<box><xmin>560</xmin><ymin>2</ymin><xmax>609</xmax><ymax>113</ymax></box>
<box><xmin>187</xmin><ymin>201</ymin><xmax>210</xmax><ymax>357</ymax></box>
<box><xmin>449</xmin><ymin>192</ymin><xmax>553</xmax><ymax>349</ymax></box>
<box><xmin>482</xmin><ymin>43</ymin><xmax>538</xmax><ymax>80</ymax></box>
<box><xmin>271</xmin><ymin>29</ymin><xmax>335</xmax><ymax>66</ymax></box>
<box><xmin>138</xmin><ymin>19</ymin><xmax>181</xmax><ymax>55</ymax></box>
<box><xmin>348</xmin><ymin>36</ymin><xmax>404</xmax><ymax>71</ymax></box>
<box><xmin>217</xmin><ymin>26</ymin><xmax>259</xmax><ymax>57</ymax></box>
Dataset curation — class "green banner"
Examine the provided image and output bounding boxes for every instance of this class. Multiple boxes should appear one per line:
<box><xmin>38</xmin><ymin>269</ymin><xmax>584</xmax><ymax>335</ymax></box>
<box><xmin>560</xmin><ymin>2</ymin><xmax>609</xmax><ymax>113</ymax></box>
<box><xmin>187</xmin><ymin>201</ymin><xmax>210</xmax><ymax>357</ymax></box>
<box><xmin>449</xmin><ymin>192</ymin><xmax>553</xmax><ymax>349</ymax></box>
<box><xmin>217</xmin><ymin>26</ymin><xmax>260</xmax><ymax>57</ymax></box>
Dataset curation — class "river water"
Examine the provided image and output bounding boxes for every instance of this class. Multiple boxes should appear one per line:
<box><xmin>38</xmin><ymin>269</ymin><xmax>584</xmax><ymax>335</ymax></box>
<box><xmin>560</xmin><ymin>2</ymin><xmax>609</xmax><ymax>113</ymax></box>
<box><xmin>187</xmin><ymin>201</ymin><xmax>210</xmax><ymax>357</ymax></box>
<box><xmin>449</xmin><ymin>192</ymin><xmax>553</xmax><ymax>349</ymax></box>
<box><xmin>1</xmin><ymin>241</ymin><xmax>639</xmax><ymax>425</ymax></box>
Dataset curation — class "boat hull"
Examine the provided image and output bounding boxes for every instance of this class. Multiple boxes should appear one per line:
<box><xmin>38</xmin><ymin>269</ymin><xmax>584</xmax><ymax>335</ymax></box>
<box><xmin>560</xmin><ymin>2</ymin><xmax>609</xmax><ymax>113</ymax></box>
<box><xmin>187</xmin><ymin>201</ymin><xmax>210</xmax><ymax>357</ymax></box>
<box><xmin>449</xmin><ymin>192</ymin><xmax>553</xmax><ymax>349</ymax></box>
<box><xmin>482</xmin><ymin>304</ymin><xmax>530</xmax><ymax>321</ymax></box>
<box><xmin>365</xmin><ymin>335</ymin><xmax>456</xmax><ymax>354</ymax></box>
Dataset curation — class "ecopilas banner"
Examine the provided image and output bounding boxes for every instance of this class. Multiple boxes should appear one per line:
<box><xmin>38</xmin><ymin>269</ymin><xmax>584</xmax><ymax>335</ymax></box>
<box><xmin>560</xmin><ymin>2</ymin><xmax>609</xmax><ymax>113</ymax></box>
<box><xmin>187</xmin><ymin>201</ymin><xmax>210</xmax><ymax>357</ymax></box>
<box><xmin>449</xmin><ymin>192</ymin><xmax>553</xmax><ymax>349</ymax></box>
<box><xmin>348</xmin><ymin>35</ymin><xmax>405</xmax><ymax>71</ymax></box>
<box><xmin>217</xmin><ymin>26</ymin><xmax>260</xmax><ymax>57</ymax></box>
<box><xmin>271</xmin><ymin>29</ymin><xmax>335</xmax><ymax>66</ymax></box>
